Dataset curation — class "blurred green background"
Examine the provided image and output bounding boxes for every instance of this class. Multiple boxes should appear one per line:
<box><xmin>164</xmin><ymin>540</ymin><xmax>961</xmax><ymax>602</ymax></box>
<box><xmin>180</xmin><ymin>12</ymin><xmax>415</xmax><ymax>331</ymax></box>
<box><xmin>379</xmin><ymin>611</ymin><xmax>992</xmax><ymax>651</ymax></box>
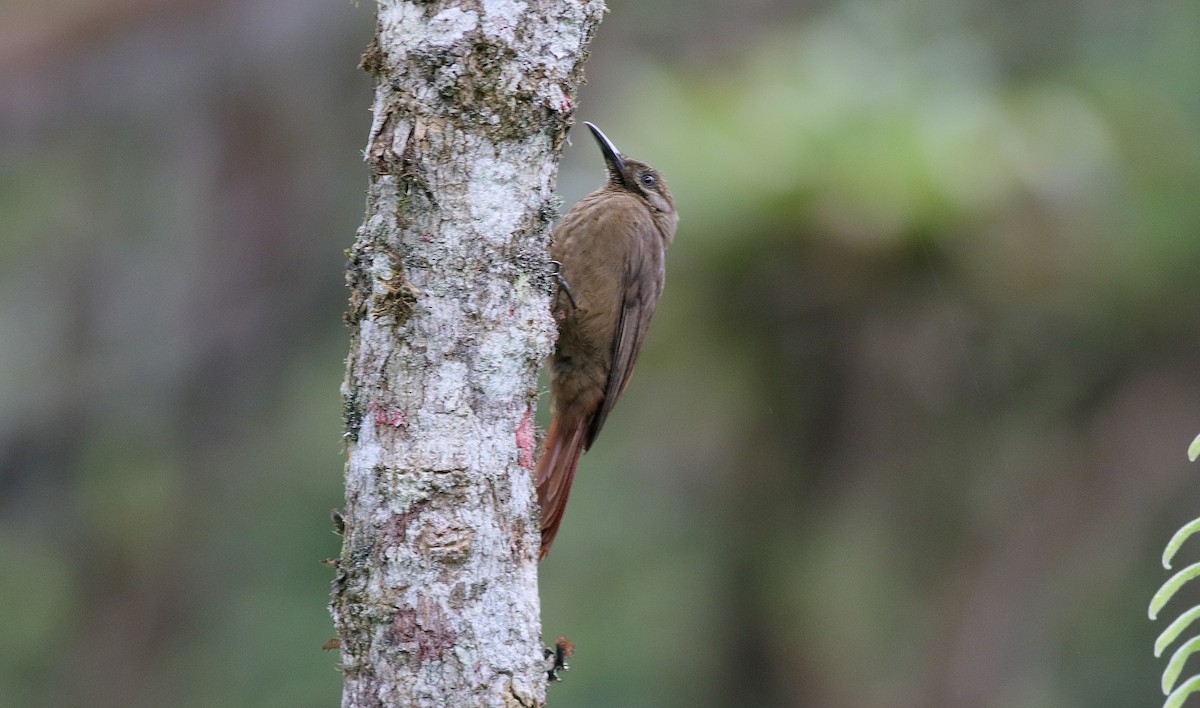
<box><xmin>3</xmin><ymin>0</ymin><xmax>1200</xmax><ymax>706</ymax></box>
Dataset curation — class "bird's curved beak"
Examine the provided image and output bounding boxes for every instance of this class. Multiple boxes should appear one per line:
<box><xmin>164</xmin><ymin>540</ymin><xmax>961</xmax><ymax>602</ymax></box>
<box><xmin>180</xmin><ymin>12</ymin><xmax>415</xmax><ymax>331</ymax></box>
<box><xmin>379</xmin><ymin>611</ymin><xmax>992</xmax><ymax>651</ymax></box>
<box><xmin>584</xmin><ymin>122</ymin><xmax>625</xmax><ymax>183</ymax></box>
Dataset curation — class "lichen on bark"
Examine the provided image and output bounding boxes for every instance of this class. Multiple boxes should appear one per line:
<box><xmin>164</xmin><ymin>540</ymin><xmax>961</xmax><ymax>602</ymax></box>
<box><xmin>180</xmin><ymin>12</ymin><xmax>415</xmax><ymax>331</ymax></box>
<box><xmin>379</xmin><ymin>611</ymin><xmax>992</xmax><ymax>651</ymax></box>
<box><xmin>330</xmin><ymin>1</ymin><xmax>606</xmax><ymax>706</ymax></box>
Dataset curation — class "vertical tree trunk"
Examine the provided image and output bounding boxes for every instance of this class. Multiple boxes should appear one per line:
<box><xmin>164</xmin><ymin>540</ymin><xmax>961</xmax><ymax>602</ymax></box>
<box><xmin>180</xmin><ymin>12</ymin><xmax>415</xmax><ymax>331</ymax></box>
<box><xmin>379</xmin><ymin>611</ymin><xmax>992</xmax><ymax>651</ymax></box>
<box><xmin>330</xmin><ymin>1</ymin><xmax>605</xmax><ymax>706</ymax></box>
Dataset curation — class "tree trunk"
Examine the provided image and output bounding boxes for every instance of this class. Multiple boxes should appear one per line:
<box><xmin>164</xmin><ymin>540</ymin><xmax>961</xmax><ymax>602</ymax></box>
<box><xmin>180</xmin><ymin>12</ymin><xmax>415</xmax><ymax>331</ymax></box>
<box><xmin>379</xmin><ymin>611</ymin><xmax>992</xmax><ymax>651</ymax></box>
<box><xmin>330</xmin><ymin>1</ymin><xmax>605</xmax><ymax>706</ymax></box>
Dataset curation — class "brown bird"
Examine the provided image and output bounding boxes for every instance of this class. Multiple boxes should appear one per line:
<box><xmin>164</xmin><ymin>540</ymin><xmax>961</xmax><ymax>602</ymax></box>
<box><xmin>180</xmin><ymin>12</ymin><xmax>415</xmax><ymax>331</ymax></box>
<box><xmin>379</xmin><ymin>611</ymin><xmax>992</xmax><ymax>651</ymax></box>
<box><xmin>536</xmin><ymin>122</ymin><xmax>678</xmax><ymax>559</ymax></box>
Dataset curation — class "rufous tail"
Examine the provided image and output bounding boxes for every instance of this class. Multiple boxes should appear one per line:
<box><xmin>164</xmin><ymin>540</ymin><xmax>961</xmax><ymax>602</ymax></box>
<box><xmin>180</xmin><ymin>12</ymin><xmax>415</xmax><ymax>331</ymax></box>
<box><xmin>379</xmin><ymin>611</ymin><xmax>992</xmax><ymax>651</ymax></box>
<box><xmin>535</xmin><ymin>416</ymin><xmax>587</xmax><ymax>559</ymax></box>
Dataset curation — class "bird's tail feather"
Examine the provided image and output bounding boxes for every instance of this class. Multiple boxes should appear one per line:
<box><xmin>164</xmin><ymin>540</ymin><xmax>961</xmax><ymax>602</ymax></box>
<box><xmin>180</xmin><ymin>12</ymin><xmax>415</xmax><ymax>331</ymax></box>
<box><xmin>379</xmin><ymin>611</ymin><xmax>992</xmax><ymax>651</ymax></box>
<box><xmin>535</xmin><ymin>416</ymin><xmax>587</xmax><ymax>559</ymax></box>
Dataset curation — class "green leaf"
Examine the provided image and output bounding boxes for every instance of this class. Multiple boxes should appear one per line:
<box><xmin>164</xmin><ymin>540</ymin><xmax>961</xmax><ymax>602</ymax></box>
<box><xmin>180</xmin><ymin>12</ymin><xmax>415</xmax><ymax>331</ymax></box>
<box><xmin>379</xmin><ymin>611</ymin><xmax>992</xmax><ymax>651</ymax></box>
<box><xmin>1189</xmin><ymin>433</ymin><xmax>1200</xmax><ymax>462</ymax></box>
<box><xmin>1151</xmin><ymin>562</ymin><xmax>1200</xmax><ymax>621</ymax></box>
<box><xmin>1164</xmin><ymin>636</ymin><xmax>1200</xmax><ymax>694</ymax></box>
<box><xmin>1166</xmin><ymin>674</ymin><xmax>1200</xmax><ymax>708</ymax></box>
<box><xmin>1158</xmin><ymin>606</ymin><xmax>1200</xmax><ymax>657</ymax></box>
<box><xmin>1164</xmin><ymin>520</ymin><xmax>1200</xmax><ymax>570</ymax></box>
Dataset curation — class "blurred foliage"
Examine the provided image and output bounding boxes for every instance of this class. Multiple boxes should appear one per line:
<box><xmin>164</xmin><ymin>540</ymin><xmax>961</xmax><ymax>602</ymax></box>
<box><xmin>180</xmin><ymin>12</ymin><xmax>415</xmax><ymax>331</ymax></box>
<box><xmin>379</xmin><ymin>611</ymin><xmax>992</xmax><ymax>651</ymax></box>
<box><xmin>2</xmin><ymin>0</ymin><xmax>1200</xmax><ymax>706</ymax></box>
<box><xmin>1152</xmin><ymin>504</ymin><xmax>1200</xmax><ymax>706</ymax></box>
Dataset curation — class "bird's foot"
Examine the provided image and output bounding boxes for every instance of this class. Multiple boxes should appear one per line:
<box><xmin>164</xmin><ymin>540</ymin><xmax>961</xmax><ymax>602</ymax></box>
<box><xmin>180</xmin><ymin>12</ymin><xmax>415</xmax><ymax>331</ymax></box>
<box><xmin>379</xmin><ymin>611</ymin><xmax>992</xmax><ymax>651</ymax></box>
<box><xmin>544</xmin><ymin>636</ymin><xmax>574</xmax><ymax>682</ymax></box>
<box><xmin>548</xmin><ymin>260</ymin><xmax>579</xmax><ymax>312</ymax></box>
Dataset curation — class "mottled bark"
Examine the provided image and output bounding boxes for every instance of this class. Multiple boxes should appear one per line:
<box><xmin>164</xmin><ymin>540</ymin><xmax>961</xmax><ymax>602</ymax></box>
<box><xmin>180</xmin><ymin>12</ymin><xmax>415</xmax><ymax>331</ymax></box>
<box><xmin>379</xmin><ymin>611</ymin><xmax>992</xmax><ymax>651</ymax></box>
<box><xmin>330</xmin><ymin>1</ymin><xmax>605</xmax><ymax>706</ymax></box>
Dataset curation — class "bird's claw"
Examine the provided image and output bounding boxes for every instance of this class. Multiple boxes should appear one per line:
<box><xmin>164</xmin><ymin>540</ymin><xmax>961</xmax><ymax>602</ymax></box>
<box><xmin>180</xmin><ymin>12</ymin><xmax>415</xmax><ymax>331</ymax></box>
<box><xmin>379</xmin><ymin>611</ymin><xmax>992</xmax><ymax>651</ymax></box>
<box><xmin>544</xmin><ymin>636</ymin><xmax>574</xmax><ymax>682</ymax></box>
<box><xmin>548</xmin><ymin>260</ymin><xmax>579</xmax><ymax>312</ymax></box>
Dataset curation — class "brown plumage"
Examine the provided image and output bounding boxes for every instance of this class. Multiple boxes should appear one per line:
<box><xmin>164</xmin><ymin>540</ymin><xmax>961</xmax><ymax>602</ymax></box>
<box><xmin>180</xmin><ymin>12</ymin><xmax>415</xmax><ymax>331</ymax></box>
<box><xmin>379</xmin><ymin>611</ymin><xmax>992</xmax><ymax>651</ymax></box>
<box><xmin>536</xmin><ymin>122</ymin><xmax>678</xmax><ymax>559</ymax></box>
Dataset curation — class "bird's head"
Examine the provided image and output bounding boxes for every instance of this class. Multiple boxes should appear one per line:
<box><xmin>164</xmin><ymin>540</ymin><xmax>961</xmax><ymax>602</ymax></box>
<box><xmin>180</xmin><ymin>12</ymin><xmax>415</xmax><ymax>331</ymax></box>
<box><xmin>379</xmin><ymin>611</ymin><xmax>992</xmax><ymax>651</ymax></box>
<box><xmin>585</xmin><ymin>122</ymin><xmax>675</xmax><ymax>217</ymax></box>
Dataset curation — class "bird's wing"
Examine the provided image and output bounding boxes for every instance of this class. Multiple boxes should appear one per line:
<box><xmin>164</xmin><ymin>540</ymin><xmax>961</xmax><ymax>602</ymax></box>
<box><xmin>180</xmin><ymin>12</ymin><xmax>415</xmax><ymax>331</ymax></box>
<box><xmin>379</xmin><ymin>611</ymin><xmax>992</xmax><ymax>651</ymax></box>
<box><xmin>585</xmin><ymin>228</ymin><xmax>661</xmax><ymax>449</ymax></box>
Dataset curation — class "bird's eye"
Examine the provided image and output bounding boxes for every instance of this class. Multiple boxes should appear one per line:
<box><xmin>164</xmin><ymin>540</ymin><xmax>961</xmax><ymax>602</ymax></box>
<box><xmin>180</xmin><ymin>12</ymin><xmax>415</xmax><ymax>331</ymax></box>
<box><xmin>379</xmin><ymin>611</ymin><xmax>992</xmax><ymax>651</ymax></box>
<box><xmin>640</xmin><ymin>172</ymin><xmax>656</xmax><ymax>188</ymax></box>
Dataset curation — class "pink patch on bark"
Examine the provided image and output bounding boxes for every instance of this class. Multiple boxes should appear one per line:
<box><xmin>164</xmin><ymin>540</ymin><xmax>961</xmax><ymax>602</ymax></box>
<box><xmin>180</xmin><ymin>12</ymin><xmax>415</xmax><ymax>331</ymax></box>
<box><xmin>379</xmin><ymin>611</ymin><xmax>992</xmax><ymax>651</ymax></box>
<box><xmin>372</xmin><ymin>404</ymin><xmax>408</xmax><ymax>429</ymax></box>
<box><xmin>516</xmin><ymin>408</ymin><xmax>537</xmax><ymax>470</ymax></box>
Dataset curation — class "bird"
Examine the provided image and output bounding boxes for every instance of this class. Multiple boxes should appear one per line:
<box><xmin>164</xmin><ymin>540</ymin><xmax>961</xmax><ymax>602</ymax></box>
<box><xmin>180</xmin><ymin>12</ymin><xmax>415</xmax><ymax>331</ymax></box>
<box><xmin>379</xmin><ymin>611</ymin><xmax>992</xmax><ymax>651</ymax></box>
<box><xmin>536</xmin><ymin>121</ymin><xmax>678</xmax><ymax>559</ymax></box>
